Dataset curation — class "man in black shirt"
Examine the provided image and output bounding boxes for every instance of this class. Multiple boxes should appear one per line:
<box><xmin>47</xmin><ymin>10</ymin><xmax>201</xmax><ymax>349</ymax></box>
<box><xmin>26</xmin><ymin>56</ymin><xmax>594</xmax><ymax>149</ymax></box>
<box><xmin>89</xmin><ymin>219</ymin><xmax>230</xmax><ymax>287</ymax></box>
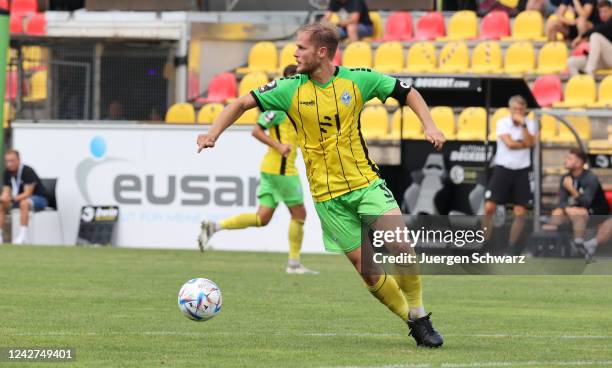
<box><xmin>1</xmin><ymin>149</ymin><xmax>49</xmax><ymax>244</ymax></box>
<box><xmin>547</xmin><ymin>148</ymin><xmax>610</xmax><ymax>248</ymax></box>
<box><xmin>546</xmin><ymin>0</ymin><xmax>600</xmax><ymax>41</ymax></box>
<box><xmin>568</xmin><ymin>0</ymin><xmax>612</xmax><ymax>75</ymax></box>
<box><xmin>323</xmin><ymin>0</ymin><xmax>373</xmax><ymax>42</ymax></box>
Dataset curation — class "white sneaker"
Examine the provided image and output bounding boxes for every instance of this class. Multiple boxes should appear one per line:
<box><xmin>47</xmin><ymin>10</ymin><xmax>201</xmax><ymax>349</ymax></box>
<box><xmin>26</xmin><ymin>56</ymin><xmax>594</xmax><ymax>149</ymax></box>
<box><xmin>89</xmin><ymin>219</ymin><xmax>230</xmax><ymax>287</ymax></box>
<box><xmin>13</xmin><ymin>233</ymin><xmax>28</xmax><ymax>245</ymax></box>
<box><xmin>197</xmin><ymin>219</ymin><xmax>216</xmax><ymax>252</ymax></box>
<box><xmin>584</xmin><ymin>241</ymin><xmax>597</xmax><ymax>263</ymax></box>
<box><xmin>286</xmin><ymin>264</ymin><xmax>319</xmax><ymax>275</ymax></box>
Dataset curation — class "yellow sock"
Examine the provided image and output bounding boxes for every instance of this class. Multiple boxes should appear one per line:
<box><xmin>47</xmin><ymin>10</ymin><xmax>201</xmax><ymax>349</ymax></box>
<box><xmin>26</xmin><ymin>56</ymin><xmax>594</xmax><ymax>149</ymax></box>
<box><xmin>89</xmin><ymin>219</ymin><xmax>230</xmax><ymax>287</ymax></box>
<box><xmin>393</xmin><ymin>273</ymin><xmax>424</xmax><ymax>318</ymax></box>
<box><xmin>288</xmin><ymin>219</ymin><xmax>304</xmax><ymax>262</ymax></box>
<box><xmin>219</xmin><ymin>213</ymin><xmax>261</xmax><ymax>230</ymax></box>
<box><xmin>367</xmin><ymin>274</ymin><xmax>409</xmax><ymax>322</ymax></box>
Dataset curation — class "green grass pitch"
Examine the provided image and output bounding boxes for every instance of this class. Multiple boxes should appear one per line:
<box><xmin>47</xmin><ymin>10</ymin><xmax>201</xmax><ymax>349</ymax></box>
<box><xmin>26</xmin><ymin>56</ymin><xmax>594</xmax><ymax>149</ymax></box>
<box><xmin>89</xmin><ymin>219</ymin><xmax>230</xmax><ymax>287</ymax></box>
<box><xmin>1</xmin><ymin>245</ymin><xmax>612</xmax><ymax>368</ymax></box>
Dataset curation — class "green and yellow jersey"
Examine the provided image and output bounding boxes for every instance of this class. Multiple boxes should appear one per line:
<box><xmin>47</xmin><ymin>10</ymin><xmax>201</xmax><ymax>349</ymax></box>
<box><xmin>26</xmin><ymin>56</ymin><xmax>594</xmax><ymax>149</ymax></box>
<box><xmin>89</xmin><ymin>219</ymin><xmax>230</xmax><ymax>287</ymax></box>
<box><xmin>257</xmin><ymin>110</ymin><xmax>299</xmax><ymax>176</ymax></box>
<box><xmin>251</xmin><ymin>66</ymin><xmax>411</xmax><ymax>202</ymax></box>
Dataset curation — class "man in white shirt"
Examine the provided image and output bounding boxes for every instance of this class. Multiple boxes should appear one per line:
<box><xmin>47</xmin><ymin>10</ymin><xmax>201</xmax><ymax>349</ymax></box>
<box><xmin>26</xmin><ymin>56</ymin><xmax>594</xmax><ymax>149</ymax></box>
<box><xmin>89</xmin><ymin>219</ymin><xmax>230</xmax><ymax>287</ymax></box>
<box><xmin>483</xmin><ymin>95</ymin><xmax>537</xmax><ymax>255</ymax></box>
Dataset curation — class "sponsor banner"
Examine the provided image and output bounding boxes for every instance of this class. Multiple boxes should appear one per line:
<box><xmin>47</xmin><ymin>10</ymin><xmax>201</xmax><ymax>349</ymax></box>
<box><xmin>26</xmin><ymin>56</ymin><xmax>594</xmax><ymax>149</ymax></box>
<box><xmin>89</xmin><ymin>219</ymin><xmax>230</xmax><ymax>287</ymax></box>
<box><xmin>589</xmin><ymin>153</ymin><xmax>612</xmax><ymax>169</ymax></box>
<box><xmin>395</xmin><ymin>76</ymin><xmax>481</xmax><ymax>91</ymax></box>
<box><xmin>13</xmin><ymin>123</ymin><xmax>323</xmax><ymax>252</ymax></box>
<box><xmin>77</xmin><ymin>205</ymin><xmax>119</xmax><ymax>245</ymax></box>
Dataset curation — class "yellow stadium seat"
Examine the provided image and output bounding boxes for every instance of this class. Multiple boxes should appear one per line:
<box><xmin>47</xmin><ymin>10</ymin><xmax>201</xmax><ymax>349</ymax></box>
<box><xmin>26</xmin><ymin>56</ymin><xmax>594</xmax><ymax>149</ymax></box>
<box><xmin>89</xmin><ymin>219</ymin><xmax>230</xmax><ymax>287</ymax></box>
<box><xmin>536</xmin><ymin>42</ymin><xmax>568</xmax><ymax>74</ymax></box>
<box><xmin>503</xmin><ymin>11</ymin><xmax>545</xmax><ymax>40</ymax></box>
<box><xmin>235</xmin><ymin>107</ymin><xmax>259</xmax><ymax>125</ymax></box>
<box><xmin>238</xmin><ymin>72</ymin><xmax>269</xmax><ymax>97</ymax></box>
<box><xmin>456</xmin><ymin>107</ymin><xmax>487</xmax><ymax>140</ymax></box>
<box><xmin>405</xmin><ymin>42</ymin><xmax>436</xmax><ymax>73</ymax></box>
<box><xmin>438</xmin><ymin>10</ymin><xmax>478</xmax><ymax>41</ymax></box>
<box><xmin>369</xmin><ymin>11</ymin><xmax>384</xmax><ymax>40</ymax></box>
<box><xmin>391</xmin><ymin>107</ymin><xmax>423</xmax><ymax>139</ymax></box>
<box><xmin>489</xmin><ymin>107</ymin><xmax>510</xmax><ymax>141</ymax></box>
<box><xmin>504</xmin><ymin>41</ymin><xmax>535</xmax><ymax>75</ymax></box>
<box><xmin>499</xmin><ymin>0</ymin><xmax>519</xmax><ymax>7</ymax></box>
<box><xmin>188</xmin><ymin>41</ymin><xmax>201</xmax><ymax>73</ymax></box>
<box><xmin>24</xmin><ymin>70</ymin><xmax>47</xmax><ymax>102</ymax></box>
<box><xmin>343</xmin><ymin>41</ymin><xmax>372</xmax><ymax>68</ymax></box>
<box><xmin>22</xmin><ymin>46</ymin><xmax>44</xmax><ymax>70</ymax></box>
<box><xmin>470</xmin><ymin>41</ymin><xmax>503</xmax><ymax>74</ymax></box>
<box><xmin>278</xmin><ymin>42</ymin><xmax>297</xmax><ymax>74</ymax></box>
<box><xmin>550</xmin><ymin>109</ymin><xmax>591</xmax><ymax>142</ymax></box>
<box><xmin>438</xmin><ymin>41</ymin><xmax>469</xmax><ymax>73</ymax></box>
<box><xmin>431</xmin><ymin>106</ymin><xmax>456</xmax><ymax>140</ymax></box>
<box><xmin>366</xmin><ymin>97</ymin><xmax>399</xmax><ymax>107</ymax></box>
<box><xmin>197</xmin><ymin>103</ymin><xmax>224</xmax><ymax>124</ymax></box>
<box><xmin>553</xmin><ymin>75</ymin><xmax>596</xmax><ymax>107</ymax></box>
<box><xmin>373</xmin><ymin>42</ymin><xmax>404</xmax><ymax>73</ymax></box>
<box><xmin>236</xmin><ymin>41</ymin><xmax>278</xmax><ymax>74</ymax></box>
<box><xmin>3</xmin><ymin>101</ymin><xmax>14</xmax><ymax>128</ymax></box>
<box><xmin>540</xmin><ymin>114</ymin><xmax>558</xmax><ymax>142</ymax></box>
<box><xmin>589</xmin><ymin>75</ymin><xmax>612</xmax><ymax>108</ymax></box>
<box><xmin>165</xmin><ymin>103</ymin><xmax>196</xmax><ymax>124</ymax></box>
<box><xmin>361</xmin><ymin>106</ymin><xmax>389</xmax><ymax>139</ymax></box>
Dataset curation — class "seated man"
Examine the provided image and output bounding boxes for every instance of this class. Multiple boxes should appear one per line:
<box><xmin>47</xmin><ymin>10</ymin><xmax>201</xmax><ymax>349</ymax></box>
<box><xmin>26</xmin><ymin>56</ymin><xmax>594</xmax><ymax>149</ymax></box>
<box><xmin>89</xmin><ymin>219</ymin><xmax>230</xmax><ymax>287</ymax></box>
<box><xmin>568</xmin><ymin>0</ymin><xmax>612</xmax><ymax>76</ymax></box>
<box><xmin>0</xmin><ymin>149</ymin><xmax>49</xmax><ymax>244</ymax></box>
<box><xmin>546</xmin><ymin>148</ymin><xmax>610</xmax><ymax>248</ymax></box>
<box><xmin>583</xmin><ymin>217</ymin><xmax>612</xmax><ymax>261</ymax></box>
<box><xmin>323</xmin><ymin>0</ymin><xmax>373</xmax><ymax>42</ymax></box>
<box><xmin>546</xmin><ymin>0</ymin><xmax>600</xmax><ymax>41</ymax></box>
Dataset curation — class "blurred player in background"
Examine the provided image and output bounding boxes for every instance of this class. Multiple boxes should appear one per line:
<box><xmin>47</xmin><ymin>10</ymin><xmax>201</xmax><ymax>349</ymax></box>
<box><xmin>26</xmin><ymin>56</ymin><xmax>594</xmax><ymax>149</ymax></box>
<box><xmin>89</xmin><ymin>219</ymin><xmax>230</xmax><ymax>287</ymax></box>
<box><xmin>197</xmin><ymin>22</ymin><xmax>445</xmax><ymax>348</ymax></box>
<box><xmin>199</xmin><ymin>65</ymin><xmax>318</xmax><ymax>275</ymax></box>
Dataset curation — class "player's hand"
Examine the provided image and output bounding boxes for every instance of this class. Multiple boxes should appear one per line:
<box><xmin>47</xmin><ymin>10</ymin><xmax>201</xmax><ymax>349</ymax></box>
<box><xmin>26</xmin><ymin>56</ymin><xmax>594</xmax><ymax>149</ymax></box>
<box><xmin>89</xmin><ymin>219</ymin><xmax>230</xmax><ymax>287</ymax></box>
<box><xmin>424</xmin><ymin>127</ymin><xmax>445</xmax><ymax>151</ymax></box>
<box><xmin>197</xmin><ymin>134</ymin><xmax>216</xmax><ymax>153</ymax></box>
<box><xmin>563</xmin><ymin>176</ymin><xmax>574</xmax><ymax>192</ymax></box>
<box><xmin>512</xmin><ymin>113</ymin><xmax>525</xmax><ymax>127</ymax></box>
<box><xmin>277</xmin><ymin>144</ymin><xmax>292</xmax><ymax>157</ymax></box>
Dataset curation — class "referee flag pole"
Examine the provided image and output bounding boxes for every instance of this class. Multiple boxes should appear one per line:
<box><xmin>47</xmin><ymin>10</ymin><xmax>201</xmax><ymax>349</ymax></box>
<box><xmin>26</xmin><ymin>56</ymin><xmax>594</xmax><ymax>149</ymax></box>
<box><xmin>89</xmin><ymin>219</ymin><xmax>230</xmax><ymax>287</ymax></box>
<box><xmin>0</xmin><ymin>5</ymin><xmax>9</xmax><ymax>171</ymax></box>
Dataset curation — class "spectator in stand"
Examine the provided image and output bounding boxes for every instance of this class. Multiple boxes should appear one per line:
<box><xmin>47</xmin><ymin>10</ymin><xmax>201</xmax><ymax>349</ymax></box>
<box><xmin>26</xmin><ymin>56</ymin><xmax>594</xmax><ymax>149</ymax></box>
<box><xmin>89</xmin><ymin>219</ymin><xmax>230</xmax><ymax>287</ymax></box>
<box><xmin>322</xmin><ymin>0</ymin><xmax>373</xmax><ymax>42</ymax></box>
<box><xmin>546</xmin><ymin>0</ymin><xmax>600</xmax><ymax>41</ymax></box>
<box><xmin>567</xmin><ymin>0</ymin><xmax>612</xmax><ymax>75</ymax></box>
<box><xmin>545</xmin><ymin>148</ymin><xmax>610</xmax><ymax>249</ymax></box>
<box><xmin>105</xmin><ymin>99</ymin><xmax>125</xmax><ymax>120</ymax></box>
<box><xmin>0</xmin><ymin>149</ymin><xmax>49</xmax><ymax>244</ymax></box>
<box><xmin>483</xmin><ymin>95</ymin><xmax>537</xmax><ymax>255</ymax></box>
<box><xmin>527</xmin><ymin>0</ymin><xmax>561</xmax><ymax>16</ymax></box>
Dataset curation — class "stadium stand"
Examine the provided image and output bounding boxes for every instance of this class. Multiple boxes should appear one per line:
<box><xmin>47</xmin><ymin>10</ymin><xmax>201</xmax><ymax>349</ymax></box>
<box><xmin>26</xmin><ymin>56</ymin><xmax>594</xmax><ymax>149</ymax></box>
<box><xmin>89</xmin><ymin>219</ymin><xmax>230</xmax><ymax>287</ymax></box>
<box><xmin>590</xmin><ymin>75</ymin><xmax>612</xmax><ymax>108</ymax></box>
<box><xmin>200</xmin><ymin>72</ymin><xmax>237</xmax><ymax>104</ymax></box>
<box><xmin>438</xmin><ymin>41</ymin><xmax>469</xmax><ymax>73</ymax></box>
<box><xmin>278</xmin><ymin>42</ymin><xmax>297</xmax><ymax>74</ymax></box>
<box><xmin>470</xmin><ymin>41</ymin><xmax>503</xmax><ymax>74</ymax></box>
<box><xmin>430</xmin><ymin>106</ymin><xmax>456</xmax><ymax>140</ymax></box>
<box><xmin>479</xmin><ymin>11</ymin><xmax>510</xmax><ymax>40</ymax></box>
<box><xmin>414</xmin><ymin>12</ymin><xmax>445</xmax><ymax>41</ymax></box>
<box><xmin>236</xmin><ymin>41</ymin><xmax>278</xmax><ymax>74</ymax></box>
<box><xmin>238</xmin><ymin>71</ymin><xmax>268</xmax><ymax>97</ymax></box>
<box><xmin>24</xmin><ymin>70</ymin><xmax>47</xmax><ymax>102</ymax></box>
<box><xmin>373</xmin><ymin>41</ymin><xmax>404</xmax><ymax>73</ymax></box>
<box><xmin>165</xmin><ymin>103</ymin><xmax>196</xmax><ymax>124</ymax></box>
<box><xmin>456</xmin><ymin>107</ymin><xmax>487</xmax><ymax>141</ymax></box>
<box><xmin>535</xmin><ymin>42</ymin><xmax>568</xmax><ymax>74</ymax></box>
<box><xmin>553</xmin><ymin>75</ymin><xmax>597</xmax><ymax>108</ymax></box>
<box><xmin>550</xmin><ymin>109</ymin><xmax>592</xmax><ymax>142</ymax></box>
<box><xmin>540</xmin><ymin>114</ymin><xmax>558</xmax><ymax>142</ymax></box>
<box><xmin>342</xmin><ymin>41</ymin><xmax>372</xmax><ymax>68</ymax></box>
<box><xmin>197</xmin><ymin>103</ymin><xmax>224</xmax><ymax>124</ymax></box>
<box><xmin>382</xmin><ymin>11</ymin><xmax>413</xmax><ymax>41</ymax></box>
<box><xmin>25</xmin><ymin>12</ymin><xmax>46</xmax><ymax>35</ymax></box>
<box><xmin>235</xmin><ymin>107</ymin><xmax>258</xmax><ymax>125</ymax></box>
<box><xmin>405</xmin><ymin>41</ymin><xmax>436</xmax><ymax>73</ymax></box>
<box><xmin>368</xmin><ymin>11</ymin><xmax>384</xmax><ymax>40</ymax></box>
<box><xmin>391</xmin><ymin>107</ymin><xmax>422</xmax><ymax>139</ymax></box>
<box><xmin>489</xmin><ymin>107</ymin><xmax>510</xmax><ymax>141</ymax></box>
<box><xmin>503</xmin><ymin>11</ymin><xmax>544</xmax><ymax>41</ymax></box>
<box><xmin>438</xmin><ymin>10</ymin><xmax>477</xmax><ymax>41</ymax></box>
<box><xmin>504</xmin><ymin>41</ymin><xmax>535</xmax><ymax>75</ymax></box>
<box><xmin>361</xmin><ymin>105</ymin><xmax>389</xmax><ymax>139</ymax></box>
<box><xmin>12</xmin><ymin>0</ymin><xmax>37</xmax><ymax>13</ymax></box>
<box><xmin>532</xmin><ymin>74</ymin><xmax>563</xmax><ymax>107</ymax></box>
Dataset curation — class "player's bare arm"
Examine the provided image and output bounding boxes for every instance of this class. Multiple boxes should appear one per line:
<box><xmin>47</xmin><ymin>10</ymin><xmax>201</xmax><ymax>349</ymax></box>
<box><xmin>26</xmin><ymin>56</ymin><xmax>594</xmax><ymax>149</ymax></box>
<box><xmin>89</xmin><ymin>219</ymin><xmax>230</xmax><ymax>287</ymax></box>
<box><xmin>405</xmin><ymin>88</ymin><xmax>445</xmax><ymax>150</ymax></box>
<box><xmin>197</xmin><ymin>93</ymin><xmax>258</xmax><ymax>153</ymax></box>
<box><xmin>251</xmin><ymin>125</ymin><xmax>291</xmax><ymax>157</ymax></box>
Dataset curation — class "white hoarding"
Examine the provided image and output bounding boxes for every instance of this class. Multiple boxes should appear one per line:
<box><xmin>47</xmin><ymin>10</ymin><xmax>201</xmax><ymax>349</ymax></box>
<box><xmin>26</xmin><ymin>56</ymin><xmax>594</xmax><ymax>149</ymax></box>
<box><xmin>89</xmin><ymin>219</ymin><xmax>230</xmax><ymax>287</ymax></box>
<box><xmin>13</xmin><ymin>123</ymin><xmax>324</xmax><ymax>252</ymax></box>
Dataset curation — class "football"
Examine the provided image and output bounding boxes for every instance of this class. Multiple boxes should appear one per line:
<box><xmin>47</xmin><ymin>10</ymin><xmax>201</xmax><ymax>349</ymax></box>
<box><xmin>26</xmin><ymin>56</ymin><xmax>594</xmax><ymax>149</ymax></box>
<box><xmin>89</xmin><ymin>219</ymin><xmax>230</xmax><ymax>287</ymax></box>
<box><xmin>177</xmin><ymin>278</ymin><xmax>222</xmax><ymax>321</ymax></box>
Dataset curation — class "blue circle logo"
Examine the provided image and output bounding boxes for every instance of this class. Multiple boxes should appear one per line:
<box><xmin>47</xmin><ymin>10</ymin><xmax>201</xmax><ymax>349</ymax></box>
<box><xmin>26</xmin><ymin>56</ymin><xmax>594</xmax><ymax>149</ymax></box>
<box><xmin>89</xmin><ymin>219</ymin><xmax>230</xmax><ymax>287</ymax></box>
<box><xmin>90</xmin><ymin>136</ymin><xmax>106</xmax><ymax>158</ymax></box>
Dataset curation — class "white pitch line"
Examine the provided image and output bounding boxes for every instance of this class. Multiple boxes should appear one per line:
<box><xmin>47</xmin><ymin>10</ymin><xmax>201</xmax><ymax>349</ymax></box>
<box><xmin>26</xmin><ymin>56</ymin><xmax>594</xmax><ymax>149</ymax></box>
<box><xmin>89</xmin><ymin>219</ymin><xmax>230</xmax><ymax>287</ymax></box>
<box><xmin>327</xmin><ymin>362</ymin><xmax>612</xmax><ymax>368</ymax></box>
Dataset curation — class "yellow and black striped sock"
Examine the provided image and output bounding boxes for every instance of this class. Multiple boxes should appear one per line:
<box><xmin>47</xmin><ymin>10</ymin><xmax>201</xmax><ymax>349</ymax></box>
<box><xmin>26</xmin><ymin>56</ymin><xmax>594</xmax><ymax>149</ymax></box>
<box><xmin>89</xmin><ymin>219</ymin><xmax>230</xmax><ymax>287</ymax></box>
<box><xmin>367</xmin><ymin>274</ymin><xmax>409</xmax><ymax>322</ymax></box>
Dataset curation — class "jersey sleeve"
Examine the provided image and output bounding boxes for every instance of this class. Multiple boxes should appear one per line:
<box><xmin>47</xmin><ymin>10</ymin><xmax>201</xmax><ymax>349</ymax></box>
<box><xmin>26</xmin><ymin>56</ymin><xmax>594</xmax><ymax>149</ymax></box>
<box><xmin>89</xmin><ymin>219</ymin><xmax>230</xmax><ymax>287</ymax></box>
<box><xmin>351</xmin><ymin>69</ymin><xmax>411</xmax><ymax>105</ymax></box>
<box><xmin>250</xmin><ymin>77</ymin><xmax>298</xmax><ymax>113</ymax></box>
<box><xmin>21</xmin><ymin>166</ymin><xmax>39</xmax><ymax>185</ymax></box>
<box><xmin>256</xmin><ymin>110</ymin><xmax>286</xmax><ymax>130</ymax></box>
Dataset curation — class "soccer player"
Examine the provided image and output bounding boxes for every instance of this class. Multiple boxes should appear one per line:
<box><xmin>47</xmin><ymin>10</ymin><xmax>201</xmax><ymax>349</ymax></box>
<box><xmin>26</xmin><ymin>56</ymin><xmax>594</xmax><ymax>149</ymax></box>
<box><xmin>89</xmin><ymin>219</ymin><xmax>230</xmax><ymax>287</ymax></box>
<box><xmin>197</xmin><ymin>22</ymin><xmax>445</xmax><ymax>348</ymax></box>
<box><xmin>199</xmin><ymin>65</ymin><xmax>317</xmax><ymax>275</ymax></box>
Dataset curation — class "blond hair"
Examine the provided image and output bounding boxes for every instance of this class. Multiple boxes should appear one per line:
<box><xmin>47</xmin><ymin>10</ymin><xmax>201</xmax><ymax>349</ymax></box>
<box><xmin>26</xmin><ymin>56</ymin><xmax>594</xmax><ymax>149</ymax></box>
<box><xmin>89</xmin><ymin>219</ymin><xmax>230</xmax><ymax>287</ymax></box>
<box><xmin>298</xmin><ymin>22</ymin><xmax>340</xmax><ymax>59</ymax></box>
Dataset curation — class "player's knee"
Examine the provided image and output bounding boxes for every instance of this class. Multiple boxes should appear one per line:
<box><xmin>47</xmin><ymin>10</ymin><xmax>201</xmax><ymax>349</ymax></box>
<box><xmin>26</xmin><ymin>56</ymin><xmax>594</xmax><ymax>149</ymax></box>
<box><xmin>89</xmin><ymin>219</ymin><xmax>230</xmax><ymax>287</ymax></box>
<box><xmin>363</xmin><ymin>274</ymin><xmax>380</xmax><ymax>287</ymax></box>
<box><xmin>513</xmin><ymin>206</ymin><xmax>527</xmax><ymax>217</ymax></box>
<box><xmin>19</xmin><ymin>199</ymin><xmax>30</xmax><ymax>210</ymax></box>
<box><xmin>484</xmin><ymin>201</ymin><xmax>497</xmax><ymax>215</ymax></box>
<box><xmin>290</xmin><ymin>205</ymin><xmax>306</xmax><ymax>221</ymax></box>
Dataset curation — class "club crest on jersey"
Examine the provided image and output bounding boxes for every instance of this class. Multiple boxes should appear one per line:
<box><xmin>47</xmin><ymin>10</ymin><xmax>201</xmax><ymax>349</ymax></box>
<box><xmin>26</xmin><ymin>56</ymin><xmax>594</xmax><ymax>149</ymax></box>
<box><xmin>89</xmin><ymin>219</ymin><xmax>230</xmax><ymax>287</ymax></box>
<box><xmin>258</xmin><ymin>81</ymin><xmax>277</xmax><ymax>93</ymax></box>
<box><xmin>264</xmin><ymin>111</ymin><xmax>276</xmax><ymax>122</ymax></box>
<box><xmin>341</xmin><ymin>90</ymin><xmax>352</xmax><ymax>106</ymax></box>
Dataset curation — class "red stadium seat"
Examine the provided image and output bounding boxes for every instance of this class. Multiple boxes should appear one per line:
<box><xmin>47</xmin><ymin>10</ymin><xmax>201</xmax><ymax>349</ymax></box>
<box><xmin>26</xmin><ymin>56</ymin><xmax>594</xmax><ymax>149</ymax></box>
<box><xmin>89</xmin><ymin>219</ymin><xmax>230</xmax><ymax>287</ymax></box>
<box><xmin>383</xmin><ymin>11</ymin><xmax>413</xmax><ymax>41</ymax></box>
<box><xmin>571</xmin><ymin>41</ymin><xmax>589</xmax><ymax>56</ymax></box>
<box><xmin>414</xmin><ymin>12</ymin><xmax>445</xmax><ymax>41</ymax></box>
<box><xmin>480</xmin><ymin>11</ymin><xmax>510</xmax><ymax>40</ymax></box>
<box><xmin>605</xmin><ymin>191</ymin><xmax>612</xmax><ymax>213</ymax></box>
<box><xmin>532</xmin><ymin>75</ymin><xmax>562</xmax><ymax>107</ymax></box>
<box><xmin>200</xmin><ymin>72</ymin><xmax>237</xmax><ymax>104</ymax></box>
<box><xmin>11</xmin><ymin>0</ymin><xmax>37</xmax><ymax>14</ymax></box>
<box><xmin>0</xmin><ymin>0</ymin><xmax>8</xmax><ymax>10</ymax></box>
<box><xmin>25</xmin><ymin>12</ymin><xmax>46</xmax><ymax>35</ymax></box>
<box><xmin>9</xmin><ymin>13</ymin><xmax>24</xmax><ymax>33</ymax></box>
